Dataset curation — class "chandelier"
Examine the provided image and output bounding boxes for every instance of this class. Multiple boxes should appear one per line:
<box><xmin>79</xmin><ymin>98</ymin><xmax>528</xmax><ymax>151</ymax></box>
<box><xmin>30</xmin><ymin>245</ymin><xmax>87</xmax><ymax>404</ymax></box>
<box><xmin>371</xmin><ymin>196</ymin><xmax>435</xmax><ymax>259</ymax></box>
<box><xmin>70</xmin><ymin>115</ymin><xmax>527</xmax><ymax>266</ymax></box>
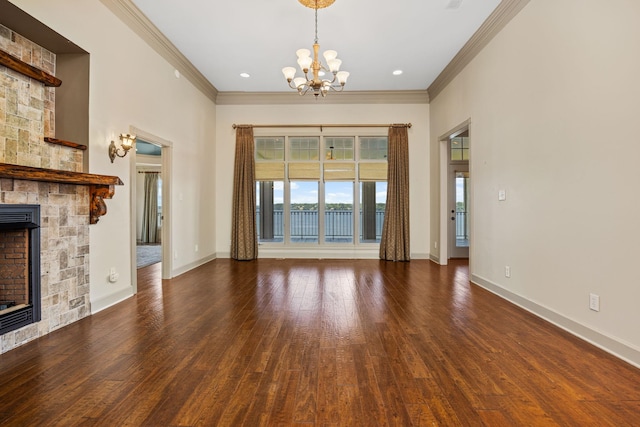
<box><xmin>282</xmin><ymin>0</ymin><xmax>350</xmax><ymax>98</ymax></box>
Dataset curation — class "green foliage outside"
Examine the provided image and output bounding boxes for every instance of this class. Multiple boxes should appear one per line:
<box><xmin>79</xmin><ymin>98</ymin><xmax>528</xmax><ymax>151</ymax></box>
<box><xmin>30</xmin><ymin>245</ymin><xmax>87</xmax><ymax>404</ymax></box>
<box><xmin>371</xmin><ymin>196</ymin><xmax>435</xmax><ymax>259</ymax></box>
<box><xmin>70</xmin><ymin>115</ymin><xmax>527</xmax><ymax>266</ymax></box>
<box><xmin>273</xmin><ymin>203</ymin><xmax>385</xmax><ymax>211</ymax></box>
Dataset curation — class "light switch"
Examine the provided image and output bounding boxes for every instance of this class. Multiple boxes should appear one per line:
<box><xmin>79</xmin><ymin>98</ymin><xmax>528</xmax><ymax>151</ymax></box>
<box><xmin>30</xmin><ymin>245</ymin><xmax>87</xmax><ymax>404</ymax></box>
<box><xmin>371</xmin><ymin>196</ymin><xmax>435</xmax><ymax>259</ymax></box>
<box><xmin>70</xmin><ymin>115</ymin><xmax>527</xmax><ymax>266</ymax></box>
<box><xmin>498</xmin><ymin>190</ymin><xmax>506</xmax><ymax>201</ymax></box>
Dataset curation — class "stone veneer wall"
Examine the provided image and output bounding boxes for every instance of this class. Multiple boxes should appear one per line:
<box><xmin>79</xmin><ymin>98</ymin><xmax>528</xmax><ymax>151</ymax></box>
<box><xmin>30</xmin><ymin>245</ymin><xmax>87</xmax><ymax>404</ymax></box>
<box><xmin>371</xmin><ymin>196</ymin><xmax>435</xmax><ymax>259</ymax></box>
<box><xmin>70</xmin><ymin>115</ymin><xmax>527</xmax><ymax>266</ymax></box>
<box><xmin>0</xmin><ymin>180</ymin><xmax>90</xmax><ymax>353</ymax></box>
<box><xmin>0</xmin><ymin>23</ymin><xmax>82</xmax><ymax>172</ymax></box>
<box><xmin>0</xmin><ymin>24</ymin><xmax>89</xmax><ymax>353</ymax></box>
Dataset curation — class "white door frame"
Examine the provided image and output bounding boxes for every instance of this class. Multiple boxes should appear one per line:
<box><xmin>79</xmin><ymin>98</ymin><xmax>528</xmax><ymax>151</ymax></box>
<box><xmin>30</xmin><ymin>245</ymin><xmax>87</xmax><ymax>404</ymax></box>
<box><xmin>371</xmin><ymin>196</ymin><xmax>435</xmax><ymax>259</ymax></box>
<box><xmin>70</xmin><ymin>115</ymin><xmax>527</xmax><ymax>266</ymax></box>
<box><xmin>448</xmin><ymin>164</ymin><xmax>469</xmax><ymax>258</ymax></box>
<box><xmin>438</xmin><ymin>119</ymin><xmax>471</xmax><ymax>265</ymax></box>
<box><xmin>130</xmin><ymin>126</ymin><xmax>173</xmax><ymax>293</ymax></box>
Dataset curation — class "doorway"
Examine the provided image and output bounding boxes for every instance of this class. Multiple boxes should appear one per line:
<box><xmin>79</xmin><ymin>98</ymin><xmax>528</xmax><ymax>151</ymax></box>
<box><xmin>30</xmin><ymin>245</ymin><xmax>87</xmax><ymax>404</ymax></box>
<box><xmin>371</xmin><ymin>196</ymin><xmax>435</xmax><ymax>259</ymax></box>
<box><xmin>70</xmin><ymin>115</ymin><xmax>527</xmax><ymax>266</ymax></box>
<box><xmin>449</xmin><ymin>166</ymin><xmax>469</xmax><ymax>258</ymax></box>
<box><xmin>130</xmin><ymin>127</ymin><xmax>173</xmax><ymax>292</ymax></box>
<box><xmin>439</xmin><ymin>121</ymin><xmax>471</xmax><ymax>264</ymax></box>
<box><xmin>136</xmin><ymin>141</ymin><xmax>162</xmax><ymax>269</ymax></box>
<box><xmin>448</xmin><ymin>130</ymin><xmax>469</xmax><ymax>259</ymax></box>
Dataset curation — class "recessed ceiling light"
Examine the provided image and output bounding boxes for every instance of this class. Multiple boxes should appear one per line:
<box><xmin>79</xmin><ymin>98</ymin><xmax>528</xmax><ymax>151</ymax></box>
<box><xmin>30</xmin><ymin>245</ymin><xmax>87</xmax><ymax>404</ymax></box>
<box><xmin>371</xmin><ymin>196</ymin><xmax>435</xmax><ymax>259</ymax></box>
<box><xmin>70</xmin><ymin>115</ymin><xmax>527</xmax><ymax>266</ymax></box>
<box><xmin>240</xmin><ymin>73</ymin><xmax>250</xmax><ymax>78</ymax></box>
<box><xmin>392</xmin><ymin>70</ymin><xmax>403</xmax><ymax>76</ymax></box>
<box><xmin>446</xmin><ymin>0</ymin><xmax>463</xmax><ymax>9</ymax></box>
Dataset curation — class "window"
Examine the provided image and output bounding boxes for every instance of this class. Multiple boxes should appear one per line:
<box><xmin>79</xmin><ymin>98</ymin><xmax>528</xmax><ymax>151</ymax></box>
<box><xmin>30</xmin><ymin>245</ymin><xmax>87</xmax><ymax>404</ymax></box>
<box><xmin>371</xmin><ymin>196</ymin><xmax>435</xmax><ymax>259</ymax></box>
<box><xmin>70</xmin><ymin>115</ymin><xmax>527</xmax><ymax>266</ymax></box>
<box><xmin>358</xmin><ymin>137</ymin><xmax>387</xmax><ymax>243</ymax></box>
<box><xmin>360</xmin><ymin>181</ymin><xmax>386</xmax><ymax>243</ymax></box>
<box><xmin>325</xmin><ymin>181</ymin><xmax>353</xmax><ymax>243</ymax></box>
<box><xmin>256</xmin><ymin>181</ymin><xmax>284</xmax><ymax>242</ymax></box>
<box><xmin>256</xmin><ymin>137</ymin><xmax>284</xmax><ymax>160</ymax></box>
<box><xmin>290</xmin><ymin>137</ymin><xmax>319</xmax><ymax>160</ymax></box>
<box><xmin>360</xmin><ymin>137</ymin><xmax>388</xmax><ymax>160</ymax></box>
<box><xmin>450</xmin><ymin>131</ymin><xmax>469</xmax><ymax>161</ymax></box>
<box><xmin>157</xmin><ymin>176</ymin><xmax>163</xmax><ymax>228</ymax></box>
<box><xmin>255</xmin><ymin>137</ymin><xmax>285</xmax><ymax>242</ymax></box>
<box><xmin>255</xmin><ymin>134</ymin><xmax>387</xmax><ymax>246</ymax></box>
<box><xmin>290</xmin><ymin>181</ymin><xmax>318</xmax><ymax>243</ymax></box>
<box><xmin>325</xmin><ymin>137</ymin><xmax>354</xmax><ymax>160</ymax></box>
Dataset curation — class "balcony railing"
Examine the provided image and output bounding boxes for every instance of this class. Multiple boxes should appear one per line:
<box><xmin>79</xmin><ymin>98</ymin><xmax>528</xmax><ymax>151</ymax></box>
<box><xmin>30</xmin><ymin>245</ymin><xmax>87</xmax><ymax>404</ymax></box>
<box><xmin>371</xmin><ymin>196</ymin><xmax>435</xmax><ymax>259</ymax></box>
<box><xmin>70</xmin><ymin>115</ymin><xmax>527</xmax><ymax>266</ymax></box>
<box><xmin>257</xmin><ymin>209</ymin><xmax>384</xmax><ymax>242</ymax></box>
<box><xmin>456</xmin><ymin>211</ymin><xmax>468</xmax><ymax>240</ymax></box>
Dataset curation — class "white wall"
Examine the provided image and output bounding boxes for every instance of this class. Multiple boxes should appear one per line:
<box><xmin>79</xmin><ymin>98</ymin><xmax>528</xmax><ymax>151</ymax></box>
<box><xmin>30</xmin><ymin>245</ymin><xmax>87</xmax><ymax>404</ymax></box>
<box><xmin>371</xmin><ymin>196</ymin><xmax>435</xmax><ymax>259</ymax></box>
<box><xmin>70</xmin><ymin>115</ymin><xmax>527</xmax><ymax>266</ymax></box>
<box><xmin>430</xmin><ymin>0</ymin><xmax>640</xmax><ymax>365</ymax></box>
<box><xmin>11</xmin><ymin>0</ymin><xmax>217</xmax><ymax>311</ymax></box>
<box><xmin>216</xmin><ymin>103</ymin><xmax>430</xmax><ymax>259</ymax></box>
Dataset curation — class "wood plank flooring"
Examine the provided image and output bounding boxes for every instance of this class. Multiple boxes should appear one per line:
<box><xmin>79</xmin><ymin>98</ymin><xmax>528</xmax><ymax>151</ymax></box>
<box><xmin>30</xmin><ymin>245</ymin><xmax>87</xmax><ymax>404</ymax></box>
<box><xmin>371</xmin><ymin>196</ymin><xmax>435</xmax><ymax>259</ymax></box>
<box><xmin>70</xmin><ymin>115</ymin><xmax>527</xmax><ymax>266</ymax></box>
<box><xmin>1</xmin><ymin>259</ymin><xmax>639</xmax><ymax>425</ymax></box>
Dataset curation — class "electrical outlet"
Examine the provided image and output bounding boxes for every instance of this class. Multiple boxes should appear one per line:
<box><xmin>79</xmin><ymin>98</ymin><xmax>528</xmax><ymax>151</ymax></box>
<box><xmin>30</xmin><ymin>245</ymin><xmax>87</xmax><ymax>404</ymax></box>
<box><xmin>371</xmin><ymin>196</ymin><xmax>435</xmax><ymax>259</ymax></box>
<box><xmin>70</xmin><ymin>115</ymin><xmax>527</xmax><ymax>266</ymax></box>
<box><xmin>434</xmin><ymin>241</ymin><xmax>438</xmax><ymax>249</ymax></box>
<box><xmin>195</xmin><ymin>244</ymin><xmax>199</xmax><ymax>252</ymax></box>
<box><xmin>174</xmin><ymin>250</ymin><xmax>178</xmax><ymax>259</ymax></box>
<box><xmin>505</xmin><ymin>266</ymin><xmax>511</xmax><ymax>278</ymax></box>
<box><xmin>589</xmin><ymin>293</ymin><xmax>600</xmax><ymax>312</ymax></box>
<box><xmin>108</xmin><ymin>267</ymin><xmax>118</xmax><ymax>283</ymax></box>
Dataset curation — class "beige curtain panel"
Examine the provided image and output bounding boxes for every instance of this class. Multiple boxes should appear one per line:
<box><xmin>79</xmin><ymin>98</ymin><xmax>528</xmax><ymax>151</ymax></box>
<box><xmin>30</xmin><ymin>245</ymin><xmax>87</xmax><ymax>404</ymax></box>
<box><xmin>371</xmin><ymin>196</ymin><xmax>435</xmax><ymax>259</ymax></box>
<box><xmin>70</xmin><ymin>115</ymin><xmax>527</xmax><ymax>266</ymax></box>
<box><xmin>379</xmin><ymin>124</ymin><xmax>411</xmax><ymax>261</ymax></box>
<box><xmin>231</xmin><ymin>126</ymin><xmax>258</xmax><ymax>260</ymax></box>
<box><xmin>141</xmin><ymin>172</ymin><xmax>160</xmax><ymax>244</ymax></box>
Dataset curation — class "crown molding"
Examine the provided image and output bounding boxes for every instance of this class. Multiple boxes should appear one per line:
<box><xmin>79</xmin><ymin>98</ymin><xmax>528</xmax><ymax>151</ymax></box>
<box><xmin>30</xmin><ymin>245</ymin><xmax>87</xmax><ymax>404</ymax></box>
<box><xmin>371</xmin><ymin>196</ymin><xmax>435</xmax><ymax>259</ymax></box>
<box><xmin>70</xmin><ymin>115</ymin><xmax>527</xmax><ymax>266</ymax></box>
<box><xmin>216</xmin><ymin>90</ymin><xmax>429</xmax><ymax>106</ymax></box>
<box><xmin>100</xmin><ymin>0</ymin><xmax>526</xmax><ymax>106</ymax></box>
<box><xmin>99</xmin><ymin>0</ymin><xmax>218</xmax><ymax>102</ymax></box>
<box><xmin>427</xmin><ymin>0</ymin><xmax>530</xmax><ymax>101</ymax></box>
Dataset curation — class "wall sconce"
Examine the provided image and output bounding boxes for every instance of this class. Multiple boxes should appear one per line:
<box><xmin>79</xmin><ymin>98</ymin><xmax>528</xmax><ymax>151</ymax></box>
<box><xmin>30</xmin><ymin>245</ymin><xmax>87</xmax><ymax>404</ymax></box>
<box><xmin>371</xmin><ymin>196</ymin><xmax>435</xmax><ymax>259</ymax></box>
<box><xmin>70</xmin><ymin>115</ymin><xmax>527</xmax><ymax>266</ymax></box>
<box><xmin>108</xmin><ymin>133</ymin><xmax>137</xmax><ymax>163</ymax></box>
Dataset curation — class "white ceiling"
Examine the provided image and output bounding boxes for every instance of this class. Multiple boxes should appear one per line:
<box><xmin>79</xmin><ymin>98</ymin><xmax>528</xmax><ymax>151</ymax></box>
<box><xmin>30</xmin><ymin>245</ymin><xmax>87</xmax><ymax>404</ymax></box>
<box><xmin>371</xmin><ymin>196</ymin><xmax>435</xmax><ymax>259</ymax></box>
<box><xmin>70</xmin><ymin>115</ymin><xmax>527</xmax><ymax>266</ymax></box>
<box><xmin>130</xmin><ymin>0</ymin><xmax>501</xmax><ymax>93</ymax></box>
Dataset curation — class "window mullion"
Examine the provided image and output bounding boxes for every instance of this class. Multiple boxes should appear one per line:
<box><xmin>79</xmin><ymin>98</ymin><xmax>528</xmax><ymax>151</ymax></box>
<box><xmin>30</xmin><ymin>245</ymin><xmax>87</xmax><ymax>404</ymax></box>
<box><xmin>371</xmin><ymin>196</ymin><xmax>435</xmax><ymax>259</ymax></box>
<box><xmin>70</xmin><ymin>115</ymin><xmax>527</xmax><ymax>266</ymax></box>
<box><xmin>354</xmin><ymin>173</ymin><xmax>360</xmax><ymax>247</ymax></box>
<box><xmin>319</xmin><ymin>135</ymin><xmax>325</xmax><ymax>244</ymax></box>
<box><xmin>354</xmin><ymin>136</ymin><xmax>360</xmax><ymax>246</ymax></box>
<box><xmin>284</xmin><ymin>138</ymin><xmax>291</xmax><ymax>244</ymax></box>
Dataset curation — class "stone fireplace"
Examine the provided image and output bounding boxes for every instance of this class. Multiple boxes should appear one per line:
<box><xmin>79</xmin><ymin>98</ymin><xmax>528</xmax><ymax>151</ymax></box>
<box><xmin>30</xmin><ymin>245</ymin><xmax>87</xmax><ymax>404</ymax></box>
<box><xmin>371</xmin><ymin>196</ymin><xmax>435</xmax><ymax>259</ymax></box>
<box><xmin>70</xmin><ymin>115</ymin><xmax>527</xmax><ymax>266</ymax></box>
<box><xmin>0</xmin><ymin>21</ymin><xmax>120</xmax><ymax>353</ymax></box>
<box><xmin>0</xmin><ymin>179</ymin><xmax>91</xmax><ymax>353</ymax></box>
<box><xmin>0</xmin><ymin>204</ymin><xmax>41</xmax><ymax>335</ymax></box>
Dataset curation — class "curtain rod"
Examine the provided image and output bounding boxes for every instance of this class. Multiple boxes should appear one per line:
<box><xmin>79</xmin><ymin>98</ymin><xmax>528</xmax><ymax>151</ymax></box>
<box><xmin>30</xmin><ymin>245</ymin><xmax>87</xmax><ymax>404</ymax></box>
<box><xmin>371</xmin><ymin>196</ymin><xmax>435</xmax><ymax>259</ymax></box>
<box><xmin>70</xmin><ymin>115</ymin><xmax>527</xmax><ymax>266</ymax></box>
<box><xmin>137</xmin><ymin>171</ymin><xmax>160</xmax><ymax>174</ymax></box>
<box><xmin>232</xmin><ymin>123</ymin><xmax>411</xmax><ymax>130</ymax></box>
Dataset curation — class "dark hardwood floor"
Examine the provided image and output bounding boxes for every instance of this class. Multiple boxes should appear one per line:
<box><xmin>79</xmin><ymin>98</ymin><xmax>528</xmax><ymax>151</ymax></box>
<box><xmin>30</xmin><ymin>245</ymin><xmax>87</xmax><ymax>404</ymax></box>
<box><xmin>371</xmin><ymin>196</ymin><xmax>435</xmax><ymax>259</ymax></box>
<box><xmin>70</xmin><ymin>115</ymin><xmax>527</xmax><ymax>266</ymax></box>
<box><xmin>1</xmin><ymin>259</ymin><xmax>639</xmax><ymax>425</ymax></box>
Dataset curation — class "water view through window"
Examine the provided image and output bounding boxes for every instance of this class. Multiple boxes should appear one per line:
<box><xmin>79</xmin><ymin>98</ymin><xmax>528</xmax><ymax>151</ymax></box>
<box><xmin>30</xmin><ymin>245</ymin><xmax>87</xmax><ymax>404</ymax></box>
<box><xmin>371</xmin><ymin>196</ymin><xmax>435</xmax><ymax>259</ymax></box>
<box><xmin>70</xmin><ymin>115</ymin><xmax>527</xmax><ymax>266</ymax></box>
<box><xmin>290</xmin><ymin>181</ymin><xmax>318</xmax><ymax>243</ymax></box>
<box><xmin>255</xmin><ymin>134</ymin><xmax>388</xmax><ymax>246</ymax></box>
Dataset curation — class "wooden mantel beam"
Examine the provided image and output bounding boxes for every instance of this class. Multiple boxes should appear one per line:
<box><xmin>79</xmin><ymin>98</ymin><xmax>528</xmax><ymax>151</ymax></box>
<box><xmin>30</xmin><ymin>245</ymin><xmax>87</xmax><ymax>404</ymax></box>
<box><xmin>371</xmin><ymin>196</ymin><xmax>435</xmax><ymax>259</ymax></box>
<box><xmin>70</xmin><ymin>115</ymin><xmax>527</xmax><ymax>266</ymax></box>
<box><xmin>0</xmin><ymin>49</ymin><xmax>62</xmax><ymax>87</ymax></box>
<box><xmin>0</xmin><ymin>163</ymin><xmax>123</xmax><ymax>224</ymax></box>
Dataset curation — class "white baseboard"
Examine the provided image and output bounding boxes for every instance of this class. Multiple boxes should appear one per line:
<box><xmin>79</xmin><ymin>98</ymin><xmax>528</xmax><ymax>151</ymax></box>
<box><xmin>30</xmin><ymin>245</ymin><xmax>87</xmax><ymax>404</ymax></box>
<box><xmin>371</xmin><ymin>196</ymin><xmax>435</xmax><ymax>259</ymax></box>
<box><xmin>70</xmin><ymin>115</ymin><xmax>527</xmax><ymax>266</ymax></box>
<box><xmin>471</xmin><ymin>273</ymin><xmax>640</xmax><ymax>369</ymax></box>
<box><xmin>259</xmin><ymin>247</ymin><xmax>380</xmax><ymax>259</ymax></box>
<box><xmin>411</xmin><ymin>252</ymin><xmax>430</xmax><ymax>260</ymax></box>
<box><xmin>172</xmin><ymin>254</ymin><xmax>217</xmax><ymax>277</ymax></box>
<box><xmin>91</xmin><ymin>287</ymin><xmax>135</xmax><ymax>313</ymax></box>
<box><xmin>217</xmin><ymin>249</ymin><xmax>430</xmax><ymax>260</ymax></box>
<box><xmin>217</xmin><ymin>248</ymin><xmax>379</xmax><ymax>259</ymax></box>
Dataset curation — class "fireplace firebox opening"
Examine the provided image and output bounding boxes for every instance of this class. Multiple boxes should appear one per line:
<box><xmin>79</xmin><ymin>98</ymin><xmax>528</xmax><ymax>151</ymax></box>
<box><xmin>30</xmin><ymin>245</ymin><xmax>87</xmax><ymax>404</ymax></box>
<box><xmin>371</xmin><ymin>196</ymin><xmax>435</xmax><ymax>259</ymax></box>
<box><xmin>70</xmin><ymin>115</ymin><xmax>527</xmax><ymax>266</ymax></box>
<box><xmin>0</xmin><ymin>204</ymin><xmax>41</xmax><ymax>335</ymax></box>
